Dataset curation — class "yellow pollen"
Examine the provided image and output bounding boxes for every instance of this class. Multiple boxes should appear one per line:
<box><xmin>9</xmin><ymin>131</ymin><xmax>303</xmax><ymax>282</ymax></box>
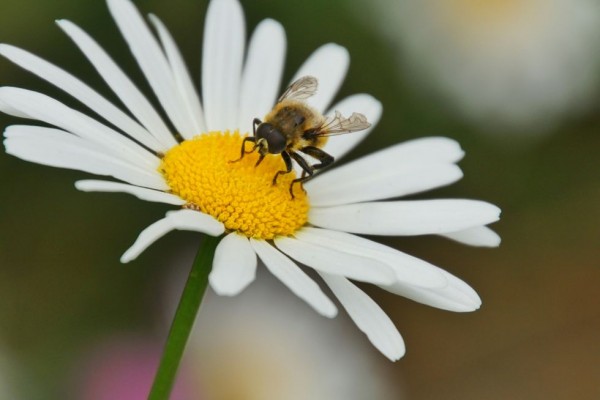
<box><xmin>159</xmin><ymin>131</ymin><xmax>309</xmax><ymax>240</ymax></box>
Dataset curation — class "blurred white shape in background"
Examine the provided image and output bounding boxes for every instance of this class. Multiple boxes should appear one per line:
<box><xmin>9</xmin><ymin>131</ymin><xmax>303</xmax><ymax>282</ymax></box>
<box><xmin>74</xmin><ymin>251</ymin><xmax>400</xmax><ymax>399</ymax></box>
<box><xmin>364</xmin><ymin>0</ymin><xmax>600</xmax><ymax>132</ymax></box>
<box><xmin>185</xmin><ymin>269</ymin><xmax>401</xmax><ymax>400</ymax></box>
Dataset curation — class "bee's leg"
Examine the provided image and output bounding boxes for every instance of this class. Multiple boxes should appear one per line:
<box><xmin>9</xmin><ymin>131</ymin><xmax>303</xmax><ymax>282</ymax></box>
<box><xmin>229</xmin><ymin>136</ymin><xmax>256</xmax><ymax>163</ymax></box>
<box><xmin>289</xmin><ymin>152</ymin><xmax>314</xmax><ymax>198</ymax></box>
<box><xmin>272</xmin><ymin>151</ymin><xmax>293</xmax><ymax>186</ymax></box>
<box><xmin>230</xmin><ymin>119</ymin><xmax>262</xmax><ymax>163</ymax></box>
<box><xmin>286</xmin><ymin>147</ymin><xmax>334</xmax><ymax>198</ymax></box>
<box><xmin>299</xmin><ymin>146</ymin><xmax>334</xmax><ymax>176</ymax></box>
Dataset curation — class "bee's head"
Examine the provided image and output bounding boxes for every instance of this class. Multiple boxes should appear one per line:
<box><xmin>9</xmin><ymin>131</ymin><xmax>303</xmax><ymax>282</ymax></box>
<box><xmin>256</xmin><ymin>122</ymin><xmax>286</xmax><ymax>155</ymax></box>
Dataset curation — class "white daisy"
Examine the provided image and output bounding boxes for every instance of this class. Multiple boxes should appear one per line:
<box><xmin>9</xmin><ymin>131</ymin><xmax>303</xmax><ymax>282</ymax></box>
<box><xmin>363</xmin><ymin>0</ymin><xmax>600</xmax><ymax>132</ymax></box>
<box><xmin>0</xmin><ymin>0</ymin><xmax>501</xmax><ymax>361</ymax></box>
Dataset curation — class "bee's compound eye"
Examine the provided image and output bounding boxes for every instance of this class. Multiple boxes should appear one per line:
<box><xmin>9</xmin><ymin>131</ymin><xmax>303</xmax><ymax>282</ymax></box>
<box><xmin>256</xmin><ymin>123</ymin><xmax>286</xmax><ymax>154</ymax></box>
<box><xmin>265</xmin><ymin>128</ymin><xmax>287</xmax><ymax>154</ymax></box>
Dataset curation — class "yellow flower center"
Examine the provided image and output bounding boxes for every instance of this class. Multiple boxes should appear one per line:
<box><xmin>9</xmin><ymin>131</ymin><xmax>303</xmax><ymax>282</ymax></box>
<box><xmin>159</xmin><ymin>131</ymin><xmax>309</xmax><ymax>239</ymax></box>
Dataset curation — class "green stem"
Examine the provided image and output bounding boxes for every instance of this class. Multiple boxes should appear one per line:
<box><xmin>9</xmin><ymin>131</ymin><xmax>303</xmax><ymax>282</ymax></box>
<box><xmin>148</xmin><ymin>235</ymin><xmax>220</xmax><ymax>400</ymax></box>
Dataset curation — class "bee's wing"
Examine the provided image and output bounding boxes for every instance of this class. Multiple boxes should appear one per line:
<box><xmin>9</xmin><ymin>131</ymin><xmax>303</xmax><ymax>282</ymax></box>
<box><xmin>278</xmin><ymin>76</ymin><xmax>318</xmax><ymax>103</ymax></box>
<box><xmin>314</xmin><ymin>111</ymin><xmax>371</xmax><ymax>136</ymax></box>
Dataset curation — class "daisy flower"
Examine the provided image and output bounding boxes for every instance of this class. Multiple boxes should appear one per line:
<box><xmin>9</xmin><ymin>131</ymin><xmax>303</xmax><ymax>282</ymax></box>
<box><xmin>363</xmin><ymin>0</ymin><xmax>600</xmax><ymax>131</ymax></box>
<box><xmin>0</xmin><ymin>0</ymin><xmax>500</xmax><ymax>361</ymax></box>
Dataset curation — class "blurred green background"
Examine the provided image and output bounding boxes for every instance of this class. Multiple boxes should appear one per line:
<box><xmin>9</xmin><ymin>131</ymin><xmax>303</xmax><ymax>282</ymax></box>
<box><xmin>1</xmin><ymin>0</ymin><xmax>599</xmax><ymax>398</ymax></box>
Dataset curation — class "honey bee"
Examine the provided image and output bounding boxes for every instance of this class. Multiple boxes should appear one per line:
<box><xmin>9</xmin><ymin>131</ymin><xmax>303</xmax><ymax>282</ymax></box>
<box><xmin>232</xmin><ymin>76</ymin><xmax>371</xmax><ymax>198</ymax></box>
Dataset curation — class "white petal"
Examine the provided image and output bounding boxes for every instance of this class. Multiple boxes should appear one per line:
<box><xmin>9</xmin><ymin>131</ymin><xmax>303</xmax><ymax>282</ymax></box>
<box><xmin>250</xmin><ymin>238</ymin><xmax>337</xmax><ymax>318</ymax></box>
<box><xmin>0</xmin><ymin>44</ymin><xmax>164</xmax><ymax>152</ymax></box>
<box><xmin>440</xmin><ymin>226</ymin><xmax>501</xmax><ymax>247</ymax></box>
<box><xmin>209</xmin><ymin>233</ymin><xmax>257</xmax><ymax>296</ymax></box>
<box><xmin>370</xmin><ymin>137</ymin><xmax>465</xmax><ymax>164</ymax></box>
<box><xmin>238</xmin><ymin>19</ymin><xmax>286</xmax><ymax>134</ymax></box>
<box><xmin>148</xmin><ymin>14</ymin><xmax>206</xmax><ymax>137</ymax></box>
<box><xmin>0</xmin><ymin>96</ymin><xmax>29</xmax><ymax>118</ymax></box>
<box><xmin>308</xmin><ymin>137</ymin><xmax>464</xmax><ymax>206</ymax></box>
<box><xmin>320</xmin><ymin>136</ymin><xmax>465</xmax><ymax>177</ymax></box>
<box><xmin>324</xmin><ymin>136</ymin><xmax>465</xmax><ymax>177</ymax></box>
<box><xmin>321</xmin><ymin>94</ymin><xmax>383</xmax><ymax>161</ymax></box>
<box><xmin>383</xmin><ymin>268</ymin><xmax>482</xmax><ymax>312</ymax></box>
<box><xmin>0</xmin><ymin>87</ymin><xmax>159</xmax><ymax>169</ymax></box>
<box><xmin>308</xmin><ymin>162</ymin><xmax>463</xmax><ymax>207</ymax></box>
<box><xmin>309</xmin><ymin>199</ymin><xmax>501</xmax><ymax>236</ymax></box>
<box><xmin>295</xmin><ymin>227</ymin><xmax>447</xmax><ymax>288</ymax></box>
<box><xmin>121</xmin><ymin>209</ymin><xmax>224</xmax><ymax>263</ymax></box>
<box><xmin>291</xmin><ymin>43</ymin><xmax>349</xmax><ymax>113</ymax></box>
<box><xmin>202</xmin><ymin>0</ymin><xmax>245</xmax><ymax>131</ymax></box>
<box><xmin>319</xmin><ymin>273</ymin><xmax>405</xmax><ymax>361</ymax></box>
<box><xmin>57</xmin><ymin>20</ymin><xmax>177</xmax><ymax>149</ymax></box>
<box><xmin>274</xmin><ymin>236</ymin><xmax>396</xmax><ymax>285</ymax></box>
<box><xmin>107</xmin><ymin>0</ymin><xmax>197</xmax><ymax>136</ymax></box>
<box><xmin>75</xmin><ymin>179</ymin><xmax>184</xmax><ymax>205</ymax></box>
<box><xmin>4</xmin><ymin>125</ymin><xmax>167</xmax><ymax>190</ymax></box>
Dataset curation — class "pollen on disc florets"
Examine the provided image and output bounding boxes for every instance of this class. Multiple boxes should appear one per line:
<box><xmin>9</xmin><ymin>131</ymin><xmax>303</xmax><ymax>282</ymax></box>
<box><xmin>159</xmin><ymin>131</ymin><xmax>309</xmax><ymax>240</ymax></box>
